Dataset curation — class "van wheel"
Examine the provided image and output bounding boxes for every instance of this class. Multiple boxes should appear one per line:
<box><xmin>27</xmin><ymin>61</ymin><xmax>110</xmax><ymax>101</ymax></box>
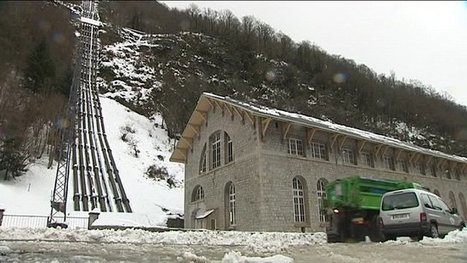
<box><xmin>430</xmin><ymin>223</ymin><xmax>439</xmax><ymax>238</ymax></box>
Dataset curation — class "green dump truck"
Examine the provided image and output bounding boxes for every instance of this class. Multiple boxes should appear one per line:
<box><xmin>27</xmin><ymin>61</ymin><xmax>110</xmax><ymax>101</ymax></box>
<box><xmin>325</xmin><ymin>176</ymin><xmax>421</xmax><ymax>242</ymax></box>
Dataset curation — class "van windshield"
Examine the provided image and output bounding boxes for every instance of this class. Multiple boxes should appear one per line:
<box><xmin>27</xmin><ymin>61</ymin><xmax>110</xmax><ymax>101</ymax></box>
<box><xmin>382</xmin><ymin>192</ymin><xmax>419</xmax><ymax>211</ymax></box>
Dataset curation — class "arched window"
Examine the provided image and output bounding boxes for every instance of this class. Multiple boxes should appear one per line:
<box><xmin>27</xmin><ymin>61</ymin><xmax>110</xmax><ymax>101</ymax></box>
<box><xmin>317</xmin><ymin>178</ymin><xmax>328</xmax><ymax>222</ymax></box>
<box><xmin>210</xmin><ymin>131</ymin><xmax>222</xmax><ymax>169</ymax></box>
<box><xmin>449</xmin><ymin>191</ymin><xmax>457</xmax><ymax>209</ymax></box>
<box><xmin>191</xmin><ymin>185</ymin><xmax>204</xmax><ymax>202</ymax></box>
<box><xmin>458</xmin><ymin>193</ymin><xmax>467</xmax><ymax>220</ymax></box>
<box><xmin>225</xmin><ymin>182</ymin><xmax>236</xmax><ymax>226</ymax></box>
<box><xmin>433</xmin><ymin>189</ymin><xmax>440</xmax><ymax>197</ymax></box>
<box><xmin>199</xmin><ymin>143</ymin><xmax>207</xmax><ymax>173</ymax></box>
<box><xmin>224</xmin><ymin>132</ymin><xmax>233</xmax><ymax>164</ymax></box>
<box><xmin>292</xmin><ymin>177</ymin><xmax>306</xmax><ymax>223</ymax></box>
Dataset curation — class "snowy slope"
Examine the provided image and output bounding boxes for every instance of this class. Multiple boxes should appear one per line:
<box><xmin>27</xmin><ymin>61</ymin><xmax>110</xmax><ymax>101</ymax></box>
<box><xmin>0</xmin><ymin>158</ymin><xmax>56</xmax><ymax>215</ymax></box>
<box><xmin>98</xmin><ymin>96</ymin><xmax>184</xmax><ymax>217</ymax></box>
<box><xmin>0</xmin><ymin>96</ymin><xmax>184</xmax><ymax>225</ymax></box>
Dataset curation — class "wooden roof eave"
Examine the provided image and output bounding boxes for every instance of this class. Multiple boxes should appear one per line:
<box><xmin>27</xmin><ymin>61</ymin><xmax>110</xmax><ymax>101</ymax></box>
<box><xmin>170</xmin><ymin>96</ymin><xmax>212</xmax><ymax>163</ymax></box>
<box><xmin>206</xmin><ymin>94</ymin><xmax>467</xmax><ymax>162</ymax></box>
<box><xmin>215</xmin><ymin>101</ymin><xmax>467</xmax><ymax>165</ymax></box>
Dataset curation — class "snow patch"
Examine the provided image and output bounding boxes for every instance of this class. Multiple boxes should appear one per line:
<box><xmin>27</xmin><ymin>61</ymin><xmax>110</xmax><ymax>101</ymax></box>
<box><xmin>178</xmin><ymin>251</ymin><xmax>209</xmax><ymax>263</ymax></box>
<box><xmin>221</xmin><ymin>251</ymin><xmax>293</xmax><ymax>263</ymax></box>
<box><xmin>0</xmin><ymin>228</ymin><xmax>326</xmax><ymax>253</ymax></box>
<box><xmin>420</xmin><ymin>229</ymin><xmax>467</xmax><ymax>244</ymax></box>
<box><xmin>92</xmin><ymin>212</ymin><xmax>167</xmax><ymax>228</ymax></box>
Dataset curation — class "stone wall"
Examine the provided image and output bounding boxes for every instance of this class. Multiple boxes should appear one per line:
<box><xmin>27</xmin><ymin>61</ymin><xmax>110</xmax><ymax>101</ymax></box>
<box><xmin>184</xmin><ymin>106</ymin><xmax>261</xmax><ymax>231</ymax></box>
<box><xmin>183</xmin><ymin>111</ymin><xmax>467</xmax><ymax>232</ymax></box>
<box><xmin>257</xmin><ymin>120</ymin><xmax>467</xmax><ymax>232</ymax></box>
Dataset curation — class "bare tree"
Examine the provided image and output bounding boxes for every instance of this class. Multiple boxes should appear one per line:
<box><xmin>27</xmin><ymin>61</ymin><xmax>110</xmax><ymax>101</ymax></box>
<box><xmin>219</xmin><ymin>10</ymin><xmax>240</xmax><ymax>36</ymax></box>
<box><xmin>241</xmin><ymin>15</ymin><xmax>257</xmax><ymax>46</ymax></box>
<box><xmin>256</xmin><ymin>22</ymin><xmax>275</xmax><ymax>54</ymax></box>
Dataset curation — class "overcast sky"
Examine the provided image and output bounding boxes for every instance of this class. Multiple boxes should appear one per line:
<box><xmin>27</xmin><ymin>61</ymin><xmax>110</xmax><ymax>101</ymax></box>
<box><xmin>161</xmin><ymin>1</ymin><xmax>467</xmax><ymax>107</ymax></box>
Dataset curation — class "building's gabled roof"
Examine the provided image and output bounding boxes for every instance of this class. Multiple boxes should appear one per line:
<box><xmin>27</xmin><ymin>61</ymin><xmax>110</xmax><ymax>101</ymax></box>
<box><xmin>170</xmin><ymin>92</ymin><xmax>467</xmax><ymax>166</ymax></box>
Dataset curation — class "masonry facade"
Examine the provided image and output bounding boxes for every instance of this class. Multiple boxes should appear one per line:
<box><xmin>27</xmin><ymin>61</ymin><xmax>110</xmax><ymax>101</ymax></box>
<box><xmin>170</xmin><ymin>93</ymin><xmax>467</xmax><ymax>232</ymax></box>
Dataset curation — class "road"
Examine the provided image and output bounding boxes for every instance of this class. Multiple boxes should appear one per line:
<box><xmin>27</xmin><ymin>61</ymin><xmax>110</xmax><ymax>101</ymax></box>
<box><xmin>1</xmin><ymin>240</ymin><xmax>466</xmax><ymax>262</ymax></box>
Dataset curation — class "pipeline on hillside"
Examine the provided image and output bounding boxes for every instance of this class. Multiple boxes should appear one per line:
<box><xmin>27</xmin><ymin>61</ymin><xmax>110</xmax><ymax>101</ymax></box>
<box><xmin>49</xmin><ymin>1</ymin><xmax>132</xmax><ymax>227</ymax></box>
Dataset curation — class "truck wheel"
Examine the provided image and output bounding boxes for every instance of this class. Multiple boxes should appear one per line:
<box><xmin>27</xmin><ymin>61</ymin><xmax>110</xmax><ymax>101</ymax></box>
<box><xmin>430</xmin><ymin>223</ymin><xmax>439</xmax><ymax>238</ymax></box>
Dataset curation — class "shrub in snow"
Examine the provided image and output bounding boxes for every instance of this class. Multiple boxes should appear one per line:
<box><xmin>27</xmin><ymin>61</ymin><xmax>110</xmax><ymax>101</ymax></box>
<box><xmin>120</xmin><ymin>124</ymin><xmax>140</xmax><ymax>157</ymax></box>
<box><xmin>146</xmin><ymin>165</ymin><xmax>168</xmax><ymax>179</ymax></box>
<box><xmin>146</xmin><ymin>165</ymin><xmax>177</xmax><ymax>188</ymax></box>
<box><xmin>0</xmin><ymin>245</ymin><xmax>11</xmax><ymax>256</ymax></box>
<box><xmin>121</xmin><ymin>124</ymin><xmax>136</xmax><ymax>134</ymax></box>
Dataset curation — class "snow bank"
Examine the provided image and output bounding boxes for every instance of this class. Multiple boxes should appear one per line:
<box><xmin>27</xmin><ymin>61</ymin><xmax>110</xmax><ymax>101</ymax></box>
<box><xmin>0</xmin><ymin>228</ymin><xmax>326</xmax><ymax>253</ymax></box>
<box><xmin>381</xmin><ymin>228</ymin><xmax>467</xmax><ymax>245</ymax></box>
<box><xmin>0</xmin><ymin>245</ymin><xmax>11</xmax><ymax>256</ymax></box>
<box><xmin>92</xmin><ymin>212</ymin><xmax>167</xmax><ymax>228</ymax></box>
<box><xmin>176</xmin><ymin>251</ymin><xmax>293</xmax><ymax>263</ymax></box>
<box><xmin>222</xmin><ymin>251</ymin><xmax>293</xmax><ymax>263</ymax></box>
<box><xmin>178</xmin><ymin>251</ymin><xmax>208</xmax><ymax>263</ymax></box>
<box><xmin>420</xmin><ymin>228</ymin><xmax>467</xmax><ymax>244</ymax></box>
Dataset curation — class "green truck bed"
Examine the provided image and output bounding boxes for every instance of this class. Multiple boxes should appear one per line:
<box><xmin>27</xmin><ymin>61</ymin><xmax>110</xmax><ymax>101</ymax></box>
<box><xmin>325</xmin><ymin>176</ymin><xmax>420</xmax><ymax>210</ymax></box>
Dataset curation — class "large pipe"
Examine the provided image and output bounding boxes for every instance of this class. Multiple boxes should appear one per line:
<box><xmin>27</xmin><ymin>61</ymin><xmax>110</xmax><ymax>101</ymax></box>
<box><xmin>68</xmin><ymin>0</ymin><xmax>132</xmax><ymax>214</ymax></box>
<box><xmin>77</xmin><ymin>83</ymin><xmax>88</xmax><ymax>211</ymax></box>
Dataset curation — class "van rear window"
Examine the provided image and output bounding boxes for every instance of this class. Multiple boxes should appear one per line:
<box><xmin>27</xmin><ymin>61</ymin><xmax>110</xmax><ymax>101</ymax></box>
<box><xmin>382</xmin><ymin>192</ymin><xmax>419</xmax><ymax>211</ymax></box>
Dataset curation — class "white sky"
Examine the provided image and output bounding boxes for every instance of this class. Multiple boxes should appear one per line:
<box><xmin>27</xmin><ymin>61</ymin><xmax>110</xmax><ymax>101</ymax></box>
<box><xmin>161</xmin><ymin>1</ymin><xmax>467</xmax><ymax>107</ymax></box>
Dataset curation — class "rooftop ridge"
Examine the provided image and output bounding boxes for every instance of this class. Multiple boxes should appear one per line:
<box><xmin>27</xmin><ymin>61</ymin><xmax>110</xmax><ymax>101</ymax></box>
<box><xmin>202</xmin><ymin>92</ymin><xmax>467</xmax><ymax>164</ymax></box>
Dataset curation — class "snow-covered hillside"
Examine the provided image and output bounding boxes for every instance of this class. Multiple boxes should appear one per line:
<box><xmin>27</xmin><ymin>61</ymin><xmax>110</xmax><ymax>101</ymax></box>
<box><xmin>0</xmin><ymin>96</ymin><xmax>184</xmax><ymax>225</ymax></box>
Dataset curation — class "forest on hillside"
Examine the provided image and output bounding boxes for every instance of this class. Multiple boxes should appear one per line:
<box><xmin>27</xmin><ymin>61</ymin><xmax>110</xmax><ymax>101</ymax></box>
<box><xmin>0</xmin><ymin>1</ymin><xmax>466</xmax><ymax>180</ymax></box>
<box><xmin>99</xmin><ymin>1</ymin><xmax>467</xmax><ymax>156</ymax></box>
<box><xmin>0</xmin><ymin>1</ymin><xmax>74</xmax><ymax>179</ymax></box>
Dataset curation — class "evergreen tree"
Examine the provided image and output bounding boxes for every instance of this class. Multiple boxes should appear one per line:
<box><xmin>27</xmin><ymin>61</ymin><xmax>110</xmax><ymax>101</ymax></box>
<box><xmin>0</xmin><ymin>137</ymin><xmax>29</xmax><ymax>180</ymax></box>
<box><xmin>23</xmin><ymin>39</ymin><xmax>55</xmax><ymax>93</ymax></box>
<box><xmin>56</xmin><ymin>67</ymin><xmax>72</xmax><ymax>98</ymax></box>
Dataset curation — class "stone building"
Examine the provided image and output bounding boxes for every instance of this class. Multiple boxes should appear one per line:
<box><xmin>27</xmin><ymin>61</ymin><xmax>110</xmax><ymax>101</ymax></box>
<box><xmin>170</xmin><ymin>93</ymin><xmax>467</xmax><ymax>232</ymax></box>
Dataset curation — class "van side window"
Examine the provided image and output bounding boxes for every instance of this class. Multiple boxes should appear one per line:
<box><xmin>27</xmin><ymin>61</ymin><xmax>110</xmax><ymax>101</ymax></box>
<box><xmin>438</xmin><ymin>199</ymin><xmax>451</xmax><ymax>212</ymax></box>
<box><xmin>420</xmin><ymin>193</ymin><xmax>433</xmax><ymax>209</ymax></box>
<box><xmin>428</xmin><ymin>195</ymin><xmax>443</xmax><ymax>210</ymax></box>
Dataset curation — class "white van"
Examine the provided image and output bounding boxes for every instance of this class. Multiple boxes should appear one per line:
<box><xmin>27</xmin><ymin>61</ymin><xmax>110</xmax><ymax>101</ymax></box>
<box><xmin>379</xmin><ymin>188</ymin><xmax>465</xmax><ymax>240</ymax></box>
